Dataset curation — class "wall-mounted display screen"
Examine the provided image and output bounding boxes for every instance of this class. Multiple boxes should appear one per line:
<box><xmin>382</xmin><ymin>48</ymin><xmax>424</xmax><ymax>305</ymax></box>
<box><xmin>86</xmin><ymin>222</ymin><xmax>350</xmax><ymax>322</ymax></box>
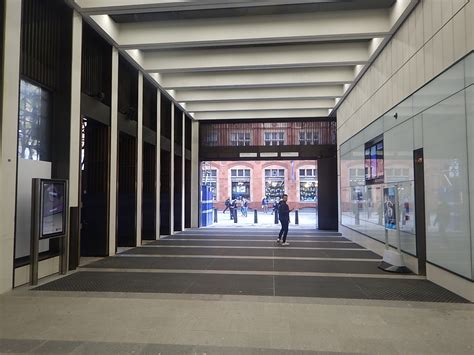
<box><xmin>41</xmin><ymin>180</ymin><xmax>66</xmax><ymax>238</ymax></box>
<box><xmin>365</xmin><ymin>139</ymin><xmax>384</xmax><ymax>185</ymax></box>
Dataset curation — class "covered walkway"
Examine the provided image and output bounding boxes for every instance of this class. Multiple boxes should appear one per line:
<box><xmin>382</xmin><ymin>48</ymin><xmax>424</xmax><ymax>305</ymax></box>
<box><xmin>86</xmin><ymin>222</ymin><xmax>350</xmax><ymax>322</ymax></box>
<box><xmin>1</xmin><ymin>228</ymin><xmax>471</xmax><ymax>354</ymax></box>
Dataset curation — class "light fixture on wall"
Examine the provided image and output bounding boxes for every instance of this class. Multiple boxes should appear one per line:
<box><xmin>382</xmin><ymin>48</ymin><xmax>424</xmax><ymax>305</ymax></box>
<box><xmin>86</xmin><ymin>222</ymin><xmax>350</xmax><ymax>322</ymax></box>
<box><xmin>393</xmin><ymin>112</ymin><xmax>398</xmax><ymax>120</ymax></box>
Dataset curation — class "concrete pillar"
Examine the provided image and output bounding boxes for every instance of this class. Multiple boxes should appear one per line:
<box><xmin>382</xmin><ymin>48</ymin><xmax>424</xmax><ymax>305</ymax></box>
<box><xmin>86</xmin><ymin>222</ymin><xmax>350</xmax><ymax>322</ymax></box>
<box><xmin>169</xmin><ymin>104</ymin><xmax>175</xmax><ymax>235</ymax></box>
<box><xmin>109</xmin><ymin>47</ymin><xmax>119</xmax><ymax>256</ymax></box>
<box><xmin>190</xmin><ymin>120</ymin><xmax>200</xmax><ymax>228</ymax></box>
<box><xmin>0</xmin><ymin>0</ymin><xmax>22</xmax><ymax>294</ymax></box>
<box><xmin>181</xmin><ymin>113</ymin><xmax>186</xmax><ymax>231</ymax></box>
<box><xmin>136</xmin><ymin>72</ymin><xmax>143</xmax><ymax>246</ymax></box>
<box><xmin>155</xmin><ymin>91</ymin><xmax>161</xmax><ymax>239</ymax></box>
<box><xmin>69</xmin><ymin>11</ymin><xmax>82</xmax><ymax>210</ymax></box>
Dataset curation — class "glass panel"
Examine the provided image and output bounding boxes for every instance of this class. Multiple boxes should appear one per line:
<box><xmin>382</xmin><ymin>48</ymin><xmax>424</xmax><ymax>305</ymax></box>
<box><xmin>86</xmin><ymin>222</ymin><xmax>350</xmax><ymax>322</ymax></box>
<box><xmin>423</xmin><ymin>91</ymin><xmax>472</xmax><ymax>278</ymax></box>
<box><xmin>18</xmin><ymin>80</ymin><xmax>52</xmax><ymax>161</ymax></box>
<box><xmin>384</xmin><ymin>119</ymin><xmax>414</xmax><ymax>183</ymax></box>
<box><xmin>467</xmin><ymin>86</ymin><xmax>474</xmax><ymax>278</ymax></box>
<box><xmin>412</xmin><ymin>60</ymin><xmax>465</xmax><ymax>117</ymax></box>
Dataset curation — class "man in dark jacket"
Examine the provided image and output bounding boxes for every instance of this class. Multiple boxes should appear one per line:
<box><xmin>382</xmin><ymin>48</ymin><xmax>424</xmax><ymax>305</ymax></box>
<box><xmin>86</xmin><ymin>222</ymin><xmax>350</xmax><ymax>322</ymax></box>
<box><xmin>277</xmin><ymin>194</ymin><xmax>292</xmax><ymax>246</ymax></box>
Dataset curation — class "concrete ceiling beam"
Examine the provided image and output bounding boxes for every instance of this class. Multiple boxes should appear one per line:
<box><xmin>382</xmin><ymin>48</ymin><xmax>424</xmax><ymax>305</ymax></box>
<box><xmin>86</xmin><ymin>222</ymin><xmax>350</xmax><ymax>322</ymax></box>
<box><xmin>139</xmin><ymin>41</ymin><xmax>370</xmax><ymax>72</ymax></box>
<box><xmin>174</xmin><ymin>86</ymin><xmax>344</xmax><ymax>102</ymax></box>
<box><xmin>158</xmin><ymin>66</ymin><xmax>355</xmax><ymax>89</ymax></box>
<box><xmin>116</xmin><ymin>9</ymin><xmax>390</xmax><ymax>49</ymax></box>
<box><xmin>184</xmin><ymin>98</ymin><xmax>336</xmax><ymax>112</ymax></box>
<box><xmin>193</xmin><ymin>109</ymin><xmax>330</xmax><ymax>120</ymax></box>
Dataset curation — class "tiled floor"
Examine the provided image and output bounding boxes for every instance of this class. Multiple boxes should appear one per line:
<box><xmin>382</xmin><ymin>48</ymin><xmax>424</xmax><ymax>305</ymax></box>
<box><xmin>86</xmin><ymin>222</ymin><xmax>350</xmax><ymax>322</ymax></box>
<box><xmin>1</xmin><ymin>228</ymin><xmax>473</xmax><ymax>354</ymax></box>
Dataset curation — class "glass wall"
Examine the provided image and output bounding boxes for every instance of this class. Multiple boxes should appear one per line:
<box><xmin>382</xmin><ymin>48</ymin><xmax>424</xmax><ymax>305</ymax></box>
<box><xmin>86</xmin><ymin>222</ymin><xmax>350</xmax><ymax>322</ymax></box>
<box><xmin>340</xmin><ymin>53</ymin><xmax>474</xmax><ymax>280</ymax></box>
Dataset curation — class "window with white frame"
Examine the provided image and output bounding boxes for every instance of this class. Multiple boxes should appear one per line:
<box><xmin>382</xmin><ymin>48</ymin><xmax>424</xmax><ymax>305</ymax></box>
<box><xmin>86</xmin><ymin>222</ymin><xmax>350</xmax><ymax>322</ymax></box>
<box><xmin>231</xmin><ymin>169</ymin><xmax>251</xmax><ymax>177</ymax></box>
<box><xmin>299</xmin><ymin>169</ymin><xmax>317</xmax><ymax>177</ymax></box>
<box><xmin>299</xmin><ymin>168</ymin><xmax>318</xmax><ymax>202</ymax></box>
<box><xmin>230</xmin><ymin>132</ymin><xmax>251</xmax><ymax>146</ymax></box>
<box><xmin>299</xmin><ymin>131</ymin><xmax>320</xmax><ymax>145</ymax></box>
<box><xmin>230</xmin><ymin>169</ymin><xmax>251</xmax><ymax>199</ymax></box>
<box><xmin>264</xmin><ymin>168</ymin><xmax>285</xmax><ymax>201</ymax></box>
<box><xmin>264</xmin><ymin>132</ymin><xmax>284</xmax><ymax>146</ymax></box>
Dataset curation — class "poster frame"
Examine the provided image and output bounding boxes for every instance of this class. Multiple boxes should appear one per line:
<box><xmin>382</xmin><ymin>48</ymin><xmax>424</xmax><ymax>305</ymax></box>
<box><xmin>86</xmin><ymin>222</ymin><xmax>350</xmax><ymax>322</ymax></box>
<box><xmin>38</xmin><ymin>179</ymin><xmax>68</xmax><ymax>239</ymax></box>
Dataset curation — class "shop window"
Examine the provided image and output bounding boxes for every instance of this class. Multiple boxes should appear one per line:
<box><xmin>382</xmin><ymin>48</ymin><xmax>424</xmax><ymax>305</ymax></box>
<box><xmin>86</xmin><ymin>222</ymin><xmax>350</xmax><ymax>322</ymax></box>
<box><xmin>264</xmin><ymin>132</ymin><xmax>284</xmax><ymax>146</ymax></box>
<box><xmin>18</xmin><ymin>80</ymin><xmax>52</xmax><ymax>161</ymax></box>
<box><xmin>264</xmin><ymin>168</ymin><xmax>285</xmax><ymax>201</ymax></box>
<box><xmin>299</xmin><ymin>167</ymin><xmax>318</xmax><ymax>202</ymax></box>
<box><xmin>300</xmin><ymin>181</ymin><xmax>318</xmax><ymax>202</ymax></box>
<box><xmin>230</xmin><ymin>168</ymin><xmax>251</xmax><ymax>199</ymax></box>
<box><xmin>230</xmin><ymin>132</ymin><xmax>251</xmax><ymax>146</ymax></box>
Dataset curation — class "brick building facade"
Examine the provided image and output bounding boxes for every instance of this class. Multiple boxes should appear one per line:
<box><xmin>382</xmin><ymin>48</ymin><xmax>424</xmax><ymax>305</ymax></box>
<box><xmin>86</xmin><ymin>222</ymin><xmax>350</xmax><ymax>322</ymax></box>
<box><xmin>202</xmin><ymin>160</ymin><xmax>318</xmax><ymax>210</ymax></box>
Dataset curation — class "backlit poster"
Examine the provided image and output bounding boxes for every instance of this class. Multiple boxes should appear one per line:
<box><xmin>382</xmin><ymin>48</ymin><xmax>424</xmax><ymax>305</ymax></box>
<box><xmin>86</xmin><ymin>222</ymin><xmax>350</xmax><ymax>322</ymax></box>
<box><xmin>41</xmin><ymin>181</ymin><xmax>66</xmax><ymax>238</ymax></box>
<box><xmin>384</xmin><ymin>187</ymin><xmax>396</xmax><ymax>230</ymax></box>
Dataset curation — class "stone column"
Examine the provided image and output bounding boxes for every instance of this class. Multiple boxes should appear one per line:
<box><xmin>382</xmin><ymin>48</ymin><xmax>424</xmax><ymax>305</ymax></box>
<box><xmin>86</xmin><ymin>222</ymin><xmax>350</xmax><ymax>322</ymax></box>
<box><xmin>169</xmin><ymin>104</ymin><xmax>175</xmax><ymax>235</ymax></box>
<box><xmin>190</xmin><ymin>120</ymin><xmax>200</xmax><ymax>228</ymax></box>
<box><xmin>181</xmin><ymin>113</ymin><xmax>186</xmax><ymax>230</ymax></box>
<box><xmin>136</xmin><ymin>72</ymin><xmax>143</xmax><ymax>246</ymax></box>
<box><xmin>108</xmin><ymin>47</ymin><xmax>119</xmax><ymax>256</ymax></box>
<box><xmin>0</xmin><ymin>0</ymin><xmax>22</xmax><ymax>294</ymax></box>
<box><xmin>155</xmin><ymin>91</ymin><xmax>161</xmax><ymax>239</ymax></box>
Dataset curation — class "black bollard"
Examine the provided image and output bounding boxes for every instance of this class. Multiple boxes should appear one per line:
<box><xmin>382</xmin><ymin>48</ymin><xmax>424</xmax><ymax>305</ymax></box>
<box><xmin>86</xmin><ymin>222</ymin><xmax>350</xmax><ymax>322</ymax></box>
<box><xmin>295</xmin><ymin>209</ymin><xmax>299</xmax><ymax>225</ymax></box>
<box><xmin>230</xmin><ymin>208</ymin><xmax>234</xmax><ymax>220</ymax></box>
<box><xmin>214</xmin><ymin>208</ymin><xmax>218</xmax><ymax>223</ymax></box>
<box><xmin>254</xmin><ymin>209</ymin><xmax>258</xmax><ymax>224</ymax></box>
<box><xmin>234</xmin><ymin>208</ymin><xmax>238</xmax><ymax>223</ymax></box>
<box><xmin>274</xmin><ymin>209</ymin><xmax>279</xmax><ymax>224</ymax></box>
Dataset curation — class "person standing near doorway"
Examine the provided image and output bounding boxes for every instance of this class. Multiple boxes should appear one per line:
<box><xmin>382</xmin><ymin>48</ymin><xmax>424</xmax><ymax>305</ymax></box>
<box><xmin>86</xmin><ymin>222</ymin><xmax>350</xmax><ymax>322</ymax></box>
<box><xmin>277</xmin><ymin>194</ymin><xmax>293</xmax><ymax>246</ymax></box>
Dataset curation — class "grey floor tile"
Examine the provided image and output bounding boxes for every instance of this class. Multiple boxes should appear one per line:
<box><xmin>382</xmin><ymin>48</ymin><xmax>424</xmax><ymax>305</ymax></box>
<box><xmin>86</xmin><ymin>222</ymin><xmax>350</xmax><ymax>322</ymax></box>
<box><xmin>72</xmin><ymin>341</ymin><xmax>145</xmax><ymax>354</ymax></box>
<box><xmin>0</xmin><ymin>339</ymin><xmax>45</xmax><ymax>353</ymax></box>
<box><xmin>33</xmin><ymin>340</ymin><xmax>82</xmax><ymax>354</ymax></box>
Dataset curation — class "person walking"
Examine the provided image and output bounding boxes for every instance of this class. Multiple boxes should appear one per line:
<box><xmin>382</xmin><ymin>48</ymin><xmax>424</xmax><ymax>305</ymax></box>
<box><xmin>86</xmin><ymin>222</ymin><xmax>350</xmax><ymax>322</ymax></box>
<box><xmin>277</xmin><ymin>194</ymin><xmax>293</xmax><ymax>246</ymax></box>
<box><xmin>229</xmin><ymin>198</ymin><xmax>236</xmax><ymax>219</ymax></box>
<box><xmin>242</xmin><ymin>198</ymin><xmax>249</xmax><ymax>217</ymax></box>
<box><xmin>261</xmin><ymin>196</ymin><xmax>268</xmax><ymax>214</ymax></box>
<box><xmin>223</xmin><ymin>198</ymin><xmax>231</xmax><ymax>214</ymax></box>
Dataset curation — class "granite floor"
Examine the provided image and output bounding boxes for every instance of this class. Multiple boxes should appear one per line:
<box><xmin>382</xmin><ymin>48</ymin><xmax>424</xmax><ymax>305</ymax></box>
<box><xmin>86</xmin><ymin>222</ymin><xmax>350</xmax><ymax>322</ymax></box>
<box><xmin>1</xmin><ymin>228</ymin><xmax>472</xmax><ymax>354</ymax></box>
